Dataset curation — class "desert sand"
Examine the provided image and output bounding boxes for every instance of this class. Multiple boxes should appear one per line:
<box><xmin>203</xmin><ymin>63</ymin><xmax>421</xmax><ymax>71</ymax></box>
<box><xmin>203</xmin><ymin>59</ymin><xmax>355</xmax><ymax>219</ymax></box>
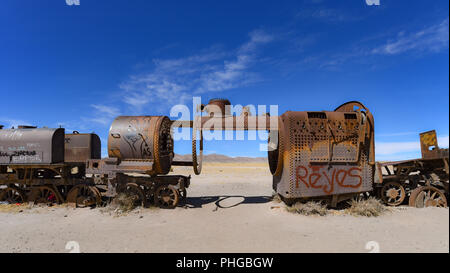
<box><xmin>0</xmin><ymin>162</ymin><xmax>448</xmax><ymax>253</ymax></box>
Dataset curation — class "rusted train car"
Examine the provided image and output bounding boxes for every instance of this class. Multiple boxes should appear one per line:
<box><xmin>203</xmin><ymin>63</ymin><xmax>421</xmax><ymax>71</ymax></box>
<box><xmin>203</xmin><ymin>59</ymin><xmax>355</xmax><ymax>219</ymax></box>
<box><xmin>268</xmin><ymin>101</ymin><xmax>375</xmax><ymax>206</ymax></box>
<box><xmin>375</xmin><ymin>130</ymin><xmax>449</xmax><ymax>207</ymax></box>
<box><xmin>2</xmin><ymin>98</ymin><xmax>446</xmax><ymax>209</ymax></box>
<box><xmin>0</xmin><ymin>126</ymin><xmax>100</xmax><ymax>205</ymax></box>
<box><xmin>191</xmin><ymin>99</ymin><xmax>375</xmax><ymax>206</ymax></box>
<box><xmin>86</xmin><ymin>116</ymin><xmax>190</xmax><ymax>208</ymax></box>
<box><xmin>0</xmin><ymin>100</ymin><xmax>376</xmax><ymax>208</ymax></box>
<box><xmin>0</xmin><ymin>118</ymin><xmax>190</xmax><ymax>208</ymax></box>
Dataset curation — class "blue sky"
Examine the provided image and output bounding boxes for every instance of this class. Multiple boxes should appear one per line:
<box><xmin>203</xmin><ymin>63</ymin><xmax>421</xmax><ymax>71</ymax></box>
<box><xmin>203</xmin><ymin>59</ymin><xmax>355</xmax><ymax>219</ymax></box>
<box><xmin>0</xmin><ymin>0</ymin><xmax>448</xmax><ymax>160</ymax></box>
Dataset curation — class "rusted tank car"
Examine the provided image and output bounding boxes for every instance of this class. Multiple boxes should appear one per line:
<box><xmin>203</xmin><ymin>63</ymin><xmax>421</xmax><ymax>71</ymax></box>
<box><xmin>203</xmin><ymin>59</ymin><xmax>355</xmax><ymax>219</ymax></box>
<box><xmin>0</xmin><ymin>126</ymin><xmax>101</xmax><ymax>205</ymax></box>
<box><xmin>86</xmin><ymin>116</ymin><xmax>189</xmax><ymax>209</ymax></box>
<box><xmin>375</xmin><ymin>130</ymin><xmax>448</xmax><ymax>207</ymax></box>
<box><xmin>0</xmin><ymin>127</ymin><xmax>65</xmax><ymax>164</ymax></box>
<box><xmin>107</xmin><ymin>116</ymin><xmax>174</xmax><ymax>174</ymax></box>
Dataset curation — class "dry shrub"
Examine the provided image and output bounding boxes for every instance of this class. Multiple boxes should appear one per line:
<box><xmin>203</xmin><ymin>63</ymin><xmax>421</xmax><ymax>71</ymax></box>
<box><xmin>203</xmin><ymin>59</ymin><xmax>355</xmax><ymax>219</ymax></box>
<box><xmin>286</xmin><ymin>201</ymin><xmax>328</xmax><ymax>216</ymax></box>
<box><xmin>345</xmin><ymin>197</ymin><xmax>388</xmax><ymax>217</ymax></box>
<box><xmin>103</xmin><ymin>193</ymin><xmax>140</xmax><ymax>215</ymax></box>
<box><xmin>271</xmin><ymin>192</ymin><xmax>282</xmax><ymax>203</ymax></box>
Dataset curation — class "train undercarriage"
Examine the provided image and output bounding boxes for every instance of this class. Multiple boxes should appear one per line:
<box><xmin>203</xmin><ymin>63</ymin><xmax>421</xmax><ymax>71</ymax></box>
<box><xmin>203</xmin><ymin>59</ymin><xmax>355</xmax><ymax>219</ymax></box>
<box><xmin>1</xmin><ymin>101</ymin><xmax>448</xmax><ymax>209</ymax></box>
<box><xmin>374</xmin><ymin>130</ymin><xmax>449</xmax><ymax>208</ymax></box>
<box><xmin>0</xmin><ymin>164</ymin><xmax>190</xmax><ymax>209</ymax></box>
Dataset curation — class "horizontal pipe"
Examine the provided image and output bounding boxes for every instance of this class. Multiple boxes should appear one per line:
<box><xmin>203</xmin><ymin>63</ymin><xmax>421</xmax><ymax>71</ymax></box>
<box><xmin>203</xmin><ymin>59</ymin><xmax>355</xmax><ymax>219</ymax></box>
<box><xmin>171</xmin><ymin>161</ymin><xmax>194</xmax><ymax>166</ymax></box>
<box><xmin>171</xmin><ymin>116</ymin><xmax>279</xmax><ymax>131</ymax></box>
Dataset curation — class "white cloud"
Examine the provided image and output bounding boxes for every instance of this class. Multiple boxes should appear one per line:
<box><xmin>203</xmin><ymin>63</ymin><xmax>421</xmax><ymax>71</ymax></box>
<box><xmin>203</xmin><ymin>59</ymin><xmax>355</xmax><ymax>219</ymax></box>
<box><xmin>0</xmin><ymin>117</ymin><xmax>31</xmax><ymax>128</ymax></box>
<box><xmin>240</xmin><ymin>30</ymin><xmax>273</xmax><ymax>52</ymax></box>
<box><xmin>87</xmin><ymin>104</ymin><xmax>121</xmax><ymax>125</ymax></box>
<box><xmin>438</xmin><ymin>135</ymin><xmax>449</xmax><ymax>148</ymax></box>
<box><xmin>291</xmin><ymin>17</ymin><xmax>449</xmax><ymax>71</ymax></box>
<box><xmin>375</xmin><ymin>135</ymin><xmax>449</xmax><ymax>158</ymax></box>
<box><xmin>376</xmin><ymin>141</ymin><xmax>419</xmax><ymax>155</ymax></box>
<box><xmin>196</xmin><ymin>30</ymin><xmax>273</xmax><ymax>93</ymax></box>
<box><xmin>91</xmin><ymin>104</ymin><xmax>121</xmax><ymax>117</ymax></box>
<box><xmin>372</xmin><ymin>18</ymin><xmax>449</xmax><ymax>55</ymax></box>
<box><xmin>376</xmin><ymin>131</ymin><xmax>419</xmax><ymax>137</ymax></box>
<box><xmin>119</xmin><ymin>29</ymin><xmax>273</xmax><ymax>111</ymax></box>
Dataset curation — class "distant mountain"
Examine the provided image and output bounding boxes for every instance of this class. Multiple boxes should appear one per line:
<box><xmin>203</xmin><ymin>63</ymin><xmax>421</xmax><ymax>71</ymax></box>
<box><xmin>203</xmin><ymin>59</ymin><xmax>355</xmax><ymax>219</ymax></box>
<box><xmin>173</xmin><ymin>153</ymin><xmax>267</xmax><ymax>163</ymax></box>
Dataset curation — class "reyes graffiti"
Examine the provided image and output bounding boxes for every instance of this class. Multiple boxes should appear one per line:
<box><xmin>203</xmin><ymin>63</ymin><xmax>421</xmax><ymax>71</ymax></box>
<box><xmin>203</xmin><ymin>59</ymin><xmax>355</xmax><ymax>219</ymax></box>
<box><xmin>295</xmin><ymin>164</ymin><xmax>363</xmax><ymax>195</ymax></box>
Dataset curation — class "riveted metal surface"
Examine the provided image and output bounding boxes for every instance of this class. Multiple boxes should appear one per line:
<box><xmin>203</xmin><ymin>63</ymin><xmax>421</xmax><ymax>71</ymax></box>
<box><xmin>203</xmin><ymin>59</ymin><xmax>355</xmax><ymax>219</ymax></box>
<box><xmin>274</xmin><ymin>101</ymin><xmax>374</xmax><ymax>199</ymax></box>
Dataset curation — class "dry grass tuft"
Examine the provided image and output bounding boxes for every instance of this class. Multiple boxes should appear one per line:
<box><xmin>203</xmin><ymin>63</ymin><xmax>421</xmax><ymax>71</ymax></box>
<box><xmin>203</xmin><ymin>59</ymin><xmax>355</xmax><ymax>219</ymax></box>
<box><xmin>102</xmin><ymin>193</ymin><xmax>141</xmax><ymax>216</ymax></box>
<box><xmin>0</xmin><ymin>203</ymin><xmax>34</xmax><ymax>213</ymax></box>
<box><xmin>286</xmin><ymin>201</ymin><xmax>328</xmax><ymax>216</ymax></box>
<box><xmin>271</xmin><ymin>192</ymin><xmax>283</xmax><ymax>203</ymax></box>
<box><xmin>345</xmin><ymin>197</ymin><xmax>389</xmax><ymax>217</ymax></box>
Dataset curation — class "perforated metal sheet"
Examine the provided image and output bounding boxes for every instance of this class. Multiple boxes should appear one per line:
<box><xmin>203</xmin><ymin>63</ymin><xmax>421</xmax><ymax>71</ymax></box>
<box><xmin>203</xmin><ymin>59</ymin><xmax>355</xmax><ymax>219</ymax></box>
<box><xmin>275</xmin><ymin>110</ymin><xmax>373</xmax><ymax>199</ymax></box>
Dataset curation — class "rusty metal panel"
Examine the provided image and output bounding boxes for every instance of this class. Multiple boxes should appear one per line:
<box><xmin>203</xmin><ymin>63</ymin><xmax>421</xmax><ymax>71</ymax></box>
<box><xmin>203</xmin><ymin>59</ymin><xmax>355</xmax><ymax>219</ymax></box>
<box><xmin>420</xmin><ymin>130</ymin><xmax>438</xmax><ymax>159</ymax></box>
<box><xmin>273</xmin><ymin>101</ymin><xmax>374</xmax><ymax>199</ymax></box>
<box><xmin>420</xmin><ymin>130</ymin><xmax>449</xmax><ymax>160</ymax></box>
<box><xmin>282</xmin><ymin>111</ymin><xmax>361</xmax><ymax>164</ymax></box>
<box><xmin>108</xmin><ymin>116</ymin><xmax>173</xmax><ymax>174</ymax></box>
<box><xmin>0</xmin><ymin>128</ymin><xmax>64</xmax><ymax>164</ymax></box>
<box><xmin>374</xmin><ymin>162</ymin><xmax>384</xmax><ymax>184</ymax></box>
<box><xmin>327</xmin><ymin>112</ymin><xmax>361</xmax><ymax>162</ymax></box>
<box><xmin>65</xmin><ymin>133</ymin><xmax>101</xmax><ymax>163</ymax></box>
<box><xmin>204</xmin><ymin>98</ymin><xmax>232</xmax><ymax>117</ymax></box>
<box><xmin>86</xmin><ymin>158</ymin><xmax>154</xmax><ymax>178</ymax></box>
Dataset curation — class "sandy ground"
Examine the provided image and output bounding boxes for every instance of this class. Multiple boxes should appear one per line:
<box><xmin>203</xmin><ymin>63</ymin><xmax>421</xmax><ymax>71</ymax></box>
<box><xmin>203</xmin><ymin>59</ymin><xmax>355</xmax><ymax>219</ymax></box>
<box><xmin>0</xmin><ymin>162</ymin><xmax>448</xmax><ymax>253</ymax></box>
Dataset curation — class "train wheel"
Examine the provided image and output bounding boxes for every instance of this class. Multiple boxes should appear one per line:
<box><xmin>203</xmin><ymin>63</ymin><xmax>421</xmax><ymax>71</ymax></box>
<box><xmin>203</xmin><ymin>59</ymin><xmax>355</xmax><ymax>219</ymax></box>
<box><xmin>381</xmin><ymin>181</ymin><xmax>405</xmax><ymax>206</ymax></box>
<box><xmin>409</xmin><ymin>186</ymin><xmax>447</xmax><ymax>208</ymax></box>
<box><xmin>124</xmin><ymin>183</ymin><xmax>146</xmax><ymax>207</ymax></box>
<box><xmin>30</xmin><ymin>186</ymin><xmax>62</xmax><ymax>205</ymax></box>
<box><xmin>154</xmin><ymin>185</ymin><xmax>179</xmax><ymax>209</ymax></box>
<box><xmin>0</xmin><ymin>186</ymin><xmax>26</xmax><ymax>204</ymax></box>
<box><xmin>67</xmin><ymin>184</ymin><xmax>102</xmax><ymax>208</ymax></box>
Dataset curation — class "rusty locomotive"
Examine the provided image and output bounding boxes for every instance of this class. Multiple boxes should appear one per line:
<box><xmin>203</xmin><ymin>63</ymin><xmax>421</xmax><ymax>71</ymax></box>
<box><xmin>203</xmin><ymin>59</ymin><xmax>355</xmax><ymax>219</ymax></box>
<box><xmin>374</xmin><ymin>130</ymin><xmax>449</xmax><ymax>207</ymax></box>
<box><xmin>0</xmin><ymin>117</ymin><xmax>190</xmax><ymax>208</ymax></box>
<box><xmin>0</xmin><ymin>99</ymin><xmax>448</xmax><ymax>208</ymax></box>
<box><xmin>0</xmin><ymin>126</ymin><xmax>101</xmax><ymax>205</ymax></box>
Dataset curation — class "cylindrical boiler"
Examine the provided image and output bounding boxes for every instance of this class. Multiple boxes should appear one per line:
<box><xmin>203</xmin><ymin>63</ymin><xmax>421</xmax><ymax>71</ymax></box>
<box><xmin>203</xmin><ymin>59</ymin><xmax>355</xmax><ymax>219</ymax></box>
<box><xmin>108</xmin><ymin>116</ymin><xmax>174</xmax><ymax>174</ymax></box>
<box><xmin>0</xmin><ymin>128</ymin><xmax>65</xmax><ymax>164</ymax></box>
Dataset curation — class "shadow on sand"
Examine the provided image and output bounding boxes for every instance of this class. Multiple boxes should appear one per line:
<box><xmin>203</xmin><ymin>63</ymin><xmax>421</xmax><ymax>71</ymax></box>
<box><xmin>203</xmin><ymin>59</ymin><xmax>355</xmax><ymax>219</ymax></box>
<box><xmin>183</xmin><ymin>195</ymin><xmax>272</xmax><ymax>209</ymax></box>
